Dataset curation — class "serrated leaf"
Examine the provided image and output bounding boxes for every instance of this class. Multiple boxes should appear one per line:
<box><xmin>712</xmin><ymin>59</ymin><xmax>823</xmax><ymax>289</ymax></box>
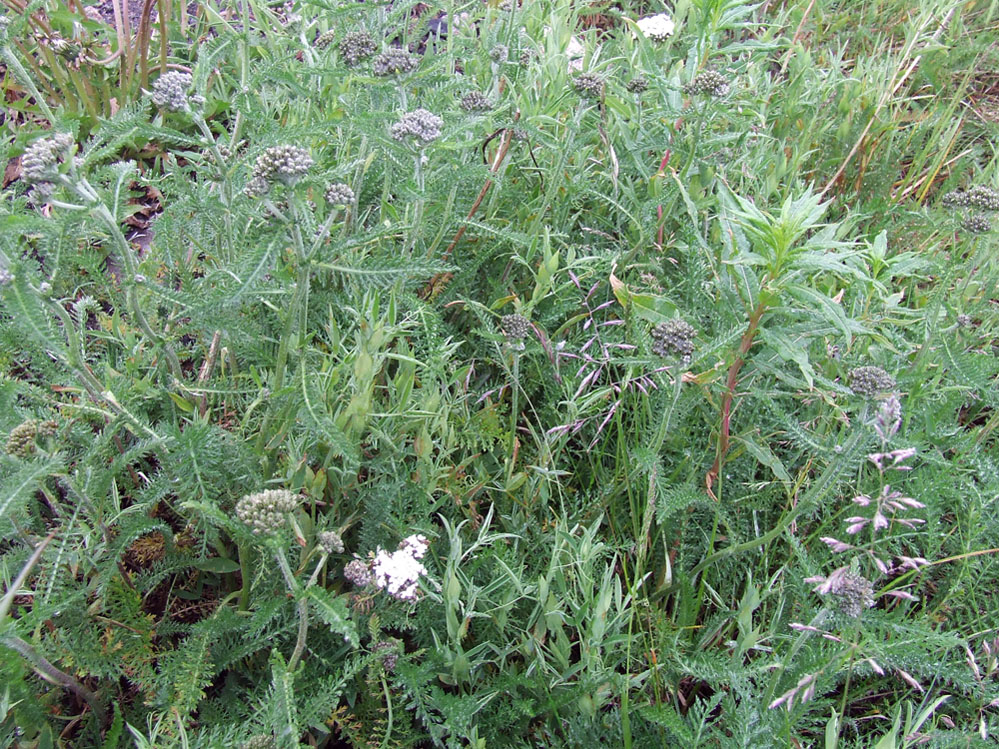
<box><xmin>735</xmin><ymin>433</ymin><xmax>792</xmax><ymax>483</ymax></box>
<box><xmin>195</xmin><ymin>557</ymin><xmax>240</xmax><ymax>574</ymax></box>
<box><xmin>0</xmin><ymin>455</ymin><xmax>63</xmax><ymax>539</ymax></box>
<box><xmin>306</xmin><ymin>587</ymin><xmax>358</xmax><ymax>647</ymax></box>
<box><xmin>269</xmin><ymin>649</ymin><xmax>299</xmax><ymax>749</ymax></box>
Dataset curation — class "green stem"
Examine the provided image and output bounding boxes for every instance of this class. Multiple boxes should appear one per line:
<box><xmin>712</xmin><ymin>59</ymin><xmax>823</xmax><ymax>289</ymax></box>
<box><xmin>69</xmin><ymin>185</ymin><xmax>184</xmax><ymax>381</ymax></box>
<box><xmin>0</xmin><ymin>44</ymin><xmax>57</xmax><ymax>124</ymax></box>
<box><xmin>507</xmin><ymin>349</ymin><xmax>520</xmax><ymax>480</ymax></box>
<box><xmin>1</xmin><ymin>634</ymin><xmax>107</xmax><ymax>725</ymax></box>
<box><xmin>380</xmin><ymin>675</ymin><xmax>394</xmax><ymax>749</ymax></box>
<box><xmin>275</xmin><ymin>549</ymin><xmax>309</xmax><ymax>671</ymax></box>
<box><xmin>237</xmin><ymin>542</ymin><xmax>252</xmax><ymax>611</ymax></box>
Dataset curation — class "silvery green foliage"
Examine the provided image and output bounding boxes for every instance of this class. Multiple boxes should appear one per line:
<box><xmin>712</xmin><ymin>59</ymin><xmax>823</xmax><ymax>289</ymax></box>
<box><xmin>848</xmin><ymin>366</ymin><xmax>896</xmax><ymax>398</ymax></box>
<box><xmin>323</xmin><ymin>182</ymin><xmax>355</xmax><ymax>206</ymax></box>
<box><xmin>372</xmin><ymin>47</ymin><xmax>418</xmax><ymax>76</ymax></box>
<box><xmin>151</xmin><ymin>71</ymin><xmax>193</xmax><ymax>112</ymax></box>
<box><xmin>252</xmin><ymin>145</ymin><xmax>313</xmax><ymax>186</ymax></box>
<box><xmin>683</xmin><ymin>70</ymin><xmax>730</xmax><ymax>96</ymax></box>
<box><xmin>338</xmin><ymin>30</ymin><xmax>376</xmax><ymax>64</ymax></box>
<box><xmin>390</xmin><ymin>109</ymin><xmax>443</xmax><ymax>144</ymax></box>
<box><xmin>21</xmin><ymin>133</ymin><xmax>74</xmax><ymax>183</ymax></box>
<box><xmin>651</xmin><ymin>319</ymin><xmax>696</xmax><ymax>359</ymax></box>
<box><xmin>239</xmin><ymin>736</ymin><xmax>275</xmax><ymax>749</ymax></box>
<box><xmin>235</xmin><ymin>489</ymin><xmax>300</xmax><ymax>535</ymax></box>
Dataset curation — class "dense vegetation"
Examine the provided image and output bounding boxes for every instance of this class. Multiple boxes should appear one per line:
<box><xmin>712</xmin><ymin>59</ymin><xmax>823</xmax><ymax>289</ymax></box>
<box><xmin>1</xmin><ymin>0</ymin><xmax>998</xmax><ymax>746</ymax></box>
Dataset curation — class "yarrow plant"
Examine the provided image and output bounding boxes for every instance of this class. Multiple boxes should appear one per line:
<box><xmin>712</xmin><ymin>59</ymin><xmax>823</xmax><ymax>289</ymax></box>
<box><xmin>683</xmin><ymin>70</ymin><xmax>730</xmax><ymax>96</ymax></box>
<box><xmin>150</xmin><ymin>71</ymin><xmax>193</xmax><ymax>112</ymax></box>
<box><xmin>323</xmin><ymin>182</ymin><xmax>355</xmax><ymax>207</ymax></box>
<box><xmin>499</xmin><ymin>313</ymin><xmax>531</xmax><ymax>342</ymax></box>
<box><xmin>372</xmin><ymin>48</ymin><xmax>419</xmax><ymax>76</ymax></box>
<box><xmin>650</xmin><ymin>318</ymin><xmax>696</xmax><ymax>362</ymax></box>
<box><xmin>635</xmin><ymin>13</ymin><xmax>676</xmax><ymax>42</ymax></box>
<box><xmin>390</xmin><ymin>109</ymin><xmax>443</xmax><ymax>144</ymax></box>
<box><xmin>459</xmin><ymin>91</ymin><xmax>492</xmax><ymax>113</ymax></box>
<box><xmin>343</xmin><ymin>535</ymin><xmax>430</xmax><ymax>602</ymax></box>
<box><xmin>847</xmin><ymin>365</ymin><xmax>896</xmax><ymax>399</ymax></box>
<box><xmin>21</xmin><ymin>133</ymin><xmax>74</xmax><ymax>184</ymax></box>
<box><xmin>236</xmin><ymin>489</ymin><xmax>300</xmax><ymax>536</ymax></box>
<box><xmin>573</xmin><ymin>72</ymin><xmax>605</xmax><ymax>99</ymax></box>
<box><xmin>251</xmin><ymin>145</ymin><xmax>314</xmax><ymax>186</ymax></box>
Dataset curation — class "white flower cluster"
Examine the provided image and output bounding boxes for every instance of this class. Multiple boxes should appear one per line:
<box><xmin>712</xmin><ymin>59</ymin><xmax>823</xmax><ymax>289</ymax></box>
<box><xmin>636</xmin><ymin>13</ymin><xmax>675</xmax><ymax>42</ymax></box>
<box><xmin>371</xmin><ymin>534</ymin><xmax>429</xmax><ymax>602</ymax></box>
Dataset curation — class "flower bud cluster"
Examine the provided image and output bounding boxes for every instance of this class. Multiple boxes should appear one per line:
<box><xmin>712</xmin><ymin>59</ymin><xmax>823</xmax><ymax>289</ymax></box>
<box><xmin>339</xmin><ymin>31</ymin><xmax>376</xmax><ymax>64</ymax></box>
<box><xmin>833</xmin><ymin>573</ymin><xmax>875</xmax><ymax>618</ymax></box>
<box><xmin>962</xmin><ymin>213</ymin><xmax>991</xmax><ymax>234</ymax></box>
<box><xmin>683</xmin><ymin>70</ymin><xmax>729</xmax><ymax>96</ymax></box>
<box><xmin>151</xmin><ymin>71</ymin><xmax>193</xmax><ymax>112</ymax></box>
<box><xmin>390</xmin><ymin>109</ymin><xmax>443</xmax><ymax>144</ymax></box>
<box><xmin>489</xmin><ymin>44</ymin><xmax>509</xmax><ymax>63</ymax></box>
<box><xmin>235</xmin><ymin>489</ymin><xmax>300</xmax><ymax>535</ymax></box>
<box><xmin>626</xmin><ymin>76</ymin><xmax>649</xmax><ymax>94</ymax></box>
<box><xmin>22</xmin><ymin>133</ymin><xmax>75</xmax><ymax>184</ymax></box>
<box><xmin>500</xmin><ymin>314</ymin><xmax>531</xmax><ymax>341</ymax></box>
<box><xmin>313</xmin><ymin>30</ymin><xmax>336</xmax><ymax>50</ymax></box>
<box><xmin>372</xmin><ymin>48</ymin><xmax>418</xmax><ymax>76</ymax></box>
<box><xmin>847</xmin><ymin>366</ymin><xmax>896</xmax><ymax>399</ymax></box>
<box><xmin>573</xmin><ymin>72</ymin><xmax>605</xmax><ymax>98</ymax></box>
<box><xmin>651</xmin><ymin>319</ymin><xmax>696</xmax><ymax>360</ymax></box>
<box><xmin>251</xmin><ymin>145</ymin><xmax>314</xmax><ymax>187</ymax></box>
<box><xmin>5</xmin><ymin>419</ymin><xmax>57</xmax><ymax>458</ymax></box>
<box><xmin>460</xmin><ymin>91</ymin><xmax>492</xmax><ymax>113</ymax></box>
<box><xmin>318</xmin><ymin>530</ymin><xmax>345</xmax><ymax>554</ymax></box>
<box><xmin>324</xmin><ymin>182</ymin><xmax>355</xmax><ymax>207</ymax></box>
<box><xmin>240</xmin><ymin>736</ymin><xmax>275</xmax><ymax>749</ymax></box>
<box><xmin>374</xmin><ymin>639</ymin><xmax>401</xmax><ymax>671</ymax></box>
<box><xmin>942</xmin><ymin>184</ymin><xmax>999</xmax><ymax>211</ymax></box>
<box><xmin>343</xmin><ymin>559</ymin><xmax>372</xmax><ymax>586</ymax></box>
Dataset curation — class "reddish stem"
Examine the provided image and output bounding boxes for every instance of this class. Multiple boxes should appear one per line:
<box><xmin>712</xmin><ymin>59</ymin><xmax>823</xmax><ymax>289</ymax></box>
<box><xmin>705</xmin><ymin>300</ymin><xmax>768</xmax><ymax>499</ymax></box>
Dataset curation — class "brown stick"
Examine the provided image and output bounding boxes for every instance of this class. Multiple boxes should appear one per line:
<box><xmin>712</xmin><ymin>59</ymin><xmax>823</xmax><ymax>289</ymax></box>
<box><xmin>421</xmin><ymin>112</ymin><xmax>521</xmax><ymax>300</ymax></box>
